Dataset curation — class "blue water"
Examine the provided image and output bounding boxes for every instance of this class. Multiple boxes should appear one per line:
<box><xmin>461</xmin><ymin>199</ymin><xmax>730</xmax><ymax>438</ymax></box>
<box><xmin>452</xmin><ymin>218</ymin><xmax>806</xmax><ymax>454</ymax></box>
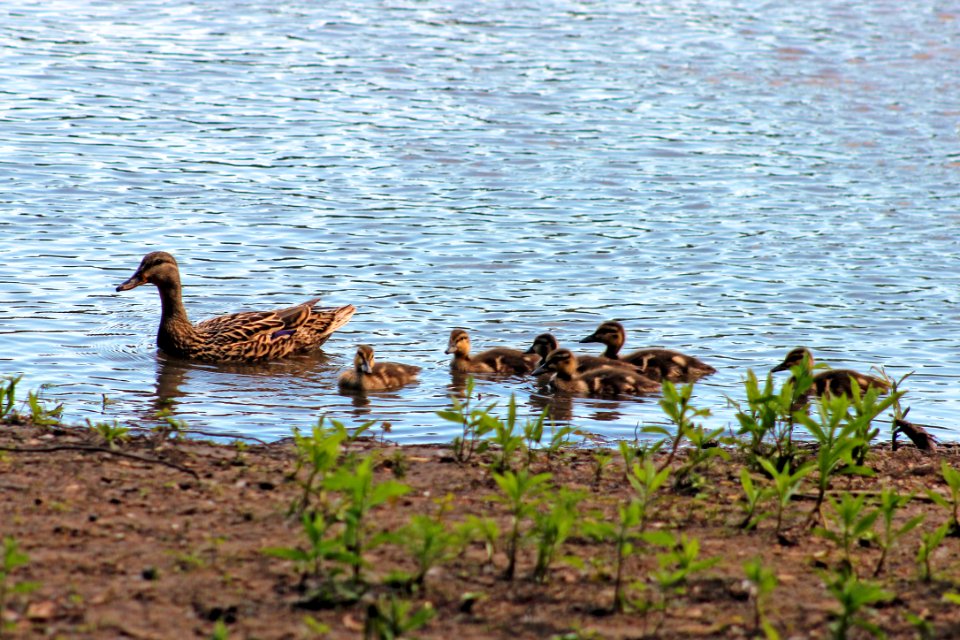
<box><xmin>2</xmin><ymin>0</ymin><xmax>959</xmax><ymax>443</ymax></box>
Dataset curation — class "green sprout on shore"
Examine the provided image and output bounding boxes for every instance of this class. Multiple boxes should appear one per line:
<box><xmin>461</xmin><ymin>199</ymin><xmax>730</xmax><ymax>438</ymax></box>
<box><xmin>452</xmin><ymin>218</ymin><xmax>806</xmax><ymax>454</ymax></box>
<box><xmin>927</xmin><ymin>461</ymin><xmax>960</xmax><ymax>536</ymax></box>
<box><xmin>88</xmin><ymin>419</ymin><xmax>131</xmax><ymax>450</ymax></box>
<box><xmin>823</xmin><ymin>571</ymin><xmax>893</xmax><ymax>640</ymax></box>
<box><xmin>363</xmin><ymin>594</ymin><xmax>435</xmax><ymax>640</ymax></box>
<box><xmin>531</xmin><ymin>487</ymin><xmax>584</xmax><ymax>583</ymax></box>
<box><xmin>493</xmin><ymin>469</ymin><xmax>552</xmax><ymax>581</ymax></box>
<box><xmin>1</xmin><ymin>537</ymin><xmax>39</xmax><ymax>639</ymax></box>
<box><xmin>757</xmin><ymin>457</ymin><xmax>812</xmax><ymax>538</ymax></box>
<box><xmin>917</xmin><ymin>522</ymin><xmax>951</xmax><ymax>583</ymax></box>
<box><xmin>815</xmin><ymin>493</ymin><xmax>878</xmax><ymax>576</ymax></box>
<box><xmin>0</xmin><ymin>376</ymin><xmax>21</xmax><ymax>422</ymax></box>
<box><xmin>873</xmin><ymin>489</ymin><xmax>922</xmax><ymax>577</ymax></box>
<box><xmin>743</xmin><ymin>557</ymin><xmax>779</xmax><ymax>639</ymax></box>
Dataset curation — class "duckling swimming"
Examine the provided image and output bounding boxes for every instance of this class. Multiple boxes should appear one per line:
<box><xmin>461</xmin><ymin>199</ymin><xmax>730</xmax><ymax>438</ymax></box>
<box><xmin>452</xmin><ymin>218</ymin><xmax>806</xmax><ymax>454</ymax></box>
<box><xmin>771</xmin><ymin>347</ymin><xmax>890</xmax><ymax>398</ymax></box>
<box><xmin>580</xmin><ymin>321</ymin><xmax>716</xmax><ymax>383</ymax></box>
<box><xmin>532</xmin><ymin>348</ymin><xmax>660</xmax><ymax>397</ymax></box>
<box><xmin>445</xmin><ymin>329</ymin><xmax>540</xmax><ymax>375</ymax></box>
<box><xmin>524</xmin><ymin>333</ymin><xmax>647</xmax><ymax>375</ymax></box>
<box><xmin>338</xmin><ymin>344</ymin><xmax>421</xmax><ymax>392</ymax></box>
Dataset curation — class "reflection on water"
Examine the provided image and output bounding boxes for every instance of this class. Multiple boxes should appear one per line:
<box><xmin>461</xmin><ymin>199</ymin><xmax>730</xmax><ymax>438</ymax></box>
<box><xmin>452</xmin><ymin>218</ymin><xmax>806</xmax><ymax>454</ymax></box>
<box><xmin>1</xmin><ymin>0</ymin><xmax>959</xmax><ymax>442</ymax></box>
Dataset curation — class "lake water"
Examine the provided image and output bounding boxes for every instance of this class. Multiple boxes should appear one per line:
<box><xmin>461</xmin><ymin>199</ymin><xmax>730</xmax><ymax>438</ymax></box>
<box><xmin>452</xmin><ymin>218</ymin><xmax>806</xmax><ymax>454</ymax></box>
<box><xmin>2</xmin><ymin>0</ymin><xmax>960</xmax><ymax>444</ymax></box>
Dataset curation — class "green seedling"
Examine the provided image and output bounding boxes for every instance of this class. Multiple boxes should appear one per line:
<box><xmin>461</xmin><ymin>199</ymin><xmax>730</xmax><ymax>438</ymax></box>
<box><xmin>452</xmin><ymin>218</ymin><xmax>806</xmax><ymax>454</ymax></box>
<box><xmin>391</xmin><ymin>514</ymin><xmax>460</xmax><ymax>588</ymax></box>
<box><xmin>673</xmin><ymin>420</ymin><xmax>728</xmax><ymax>493</ymax></box>
<box><xmin>88</xmin><ymin>420</ymin><xmax>131</xmax><ymax>450</ymax></box>
<box><xmin>917</xmin><ymin>522</ymin><xmax>950</xmax><ymax>583</ymax></box>
<box><xmin>363</xmin><ymin>595</ymin><xmax>435</xmax><ymax>640</ymax></box>
<box><xmin>493</xmin><ymin>469</ymin><xmax>552</xmax><ymax>581</ymax></box>
<box><xmin>27</xmin><ymin>389</ymin><xmax>62</xmax><ymax>427</ymax></box>
<box><xmin>437</xmin><ymin>376</ymin><xmax>497</xmax><ymax>464</ymax></box>
<box><xmin>288</xmin><ymin>417</ymin><xmax>349</xmax><ymax>516</ymax></box>
<box><xmin>326</xmin><ymin>455</ymin><xmax>411</xmax><ymax>584</ymax></box>
<box><xmin>591</xmin><ymin>449</ymin><xmax>613</xmax><ymax>487</ymax></box>
<box><xmin>489</xmin><ymin>395</ymin><xmax>524</xmax><ymax>473</ymax></box>
<box><xmin>795</xmin><ymin>392</ymin><xmax>873</xmax><ymax>526</ymax></box>
<box><xmin>457</xmin><ymin>516</ymin><xmax>500</xmax><ymax>566</ymax></box>
<box><xmin>738</xmin><ymin>467</ymin><xmax>772</xmax><ymax>530</ymax></box>
<box><xmin>544</xmin><ymin>423</ymin><xmax>576</xmax><ymax>457</ymax></box>
<box><xmin>927</xmin><ymin>461</ymin><xmax>960</xmax><ymax>536</ymax></box>
<box><xmin>1</xmin><ymin>537</ymin><xmax>39</xmax><ymax>639</ymax></box>
<box><xmin>743</xmin><ymin>557</ymin><xmax>779</xmax><ymax>639</ymax></box>
<box><xmin>815</xmin><ymin>492</ymin><xmax>878</xmax><ymax>576</ymax></box>
<box><xmin>263</xmin><ymin>511</ymin><xmax>355</xmax><ymax>582</ymax></box>
<box><xmin>757</xmin><ymin>457</ymin><xmax>813</xmax><ymax>537</ymax></box>
<box><xmin>303</xmin><ymin>615</ymin><xmax>331</xmax><ymax>635</ymax></box>
<box><xmin>644</xmin><ymin>532</ymin><xmax>720</xmax><ymax>615</ymax></box>
<box><xmin>823</xmin><ymin>571</ymin><xmax>893</xmax><ymax>640</ymax></box>
<box><xmin>627</xmin><ymin>459</ymin><xmax>670</xmax><ymax>531</ymax></box>
<box><xmin>646</xmin><ymin>382</ymin><xmax>711</xmax><ymax>472</ymax></box>
<box><xmin>873</xmin><ymin>489</ymin><xmax>922</xmax><ymax>577</ymax></box>
<box><xmin>520</xmin><ymin>408</ymin><xmax>549</xmax><ymax>466</ymax></box>
<box><xmin>844</xmin><ymin>380</ymin><xmax>902</xmax><ymax>467</ymax></box>
<box><xmin>531</xmin><ymin>488</ymin><xmax>584</xmax><ymax>583</ymax></box>
<box><xmin>0</xmin><ymin>375</ymin><xmax>20</xmax><ymax>422</ymax></box>
<box><xmin>210</xmin><ymin>619</ymin><xmax>229</xmax><ymax>640</ymax></box>
<box><xmin>582</xmin><ymin>499</ymin><xmax>644</xmax><ymax>613</ymax></box>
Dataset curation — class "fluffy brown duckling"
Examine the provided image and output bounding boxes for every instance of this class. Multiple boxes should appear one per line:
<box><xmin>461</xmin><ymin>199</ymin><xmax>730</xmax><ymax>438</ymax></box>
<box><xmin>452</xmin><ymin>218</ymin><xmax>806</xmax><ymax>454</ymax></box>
<box><xmin>771</xmin><ymin>347</ymin><xmax>890</xmax><ymax>398</ymax></box>
<box><xmin>115</xmin><ymin>251</ymin><xmax>355</xmax><ymax>362</ymax></box>
<box><xmin>580</xmin><ymin>321</ymin><xmax>716</xmax><ymax>383</ymax></box>
<box><xmin>524</xmin><ymin>333</ymin><xmax>645</xmax><ymax>375</ymax></box>
<box><xmin>445</xmin><ymin>329</ymin><xmax>540</xmax><ymax>375</ymax></box>
<box><xmin>531</xmin><ymin>348</ymin><xmax>661</xmax><ymax>397</ymax></box>
<box><xmin>338</xmin><ymin>344</ymin><xmax>421</xmax><ymax>392</ymax></box>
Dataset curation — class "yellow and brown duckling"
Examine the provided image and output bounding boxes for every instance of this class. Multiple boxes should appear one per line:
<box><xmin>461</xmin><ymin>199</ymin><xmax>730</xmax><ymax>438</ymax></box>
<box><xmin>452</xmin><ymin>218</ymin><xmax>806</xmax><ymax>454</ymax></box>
<box><xmin>532</xmin><ymin>348</ymin><xmax>660</xmax><ymax>397</ymax></box>
<box><xmin>115</xmin><ymin>251</ymin><xmax>355</xmax><ymax>363</ymax></box>
<box><xmin>338</xmin><ymin>344</ymin><xmax>421</xmax><ymax>392</ymax></box>
<box><xmin>445</xmin><ymin>328</ymin><xmax>540</xmax><ymax>375</ymax></box>
<box><xmin>524</xmin><ymin>333</ymin><xmax>644</xmax><ymax>375</ymax></box>
<box><xmin>771</xmin><ymin>347</ymin><xmax>890</xmax><ymax>398</ymax></box>
<box><xmin>580</xmin><ymin>321</ymin><xmax>715</xmax><ymax>383</ymax></box>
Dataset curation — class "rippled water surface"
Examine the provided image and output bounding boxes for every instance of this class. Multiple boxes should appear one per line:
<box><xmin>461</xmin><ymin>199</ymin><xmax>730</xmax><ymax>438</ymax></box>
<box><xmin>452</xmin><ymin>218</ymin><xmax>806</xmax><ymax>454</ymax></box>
<box><xmin>2</xmin><ymin>0</ymin><xmax>960</xmax><ymax>443</ymax></box>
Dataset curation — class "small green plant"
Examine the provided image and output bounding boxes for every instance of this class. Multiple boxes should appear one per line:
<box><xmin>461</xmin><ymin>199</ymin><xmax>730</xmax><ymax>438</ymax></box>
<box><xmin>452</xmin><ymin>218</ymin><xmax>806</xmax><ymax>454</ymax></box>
<box><xmin>263</xmin><ymin>511</ymin><xmax>354</xmax><ymax>583</ymax></box>
<box><xmin>1</xmin><ymin>537</ymin><xmax>39</xmax><ymax>638</ymax></box>
<box><xmin>591</xmin><ymin>449</ymin><xmax>614</xmax><ymax>487</ymax></box>
<box><xmin>210</xmin><ymin>619</ymin><xmax>229</xmax><ymax>640</ymax></box>
<box><xmin>583</xmin><ymin>499</ymin><xmax>644</xmax><ymax>613</ymax></box>
<box><xmin>873</xmin><ymin>489</ymin><xmax>922</xmax><ymax>577</ymax></box>
<box><xmin>88</xmin><ymin>420</ymin><xmax>131</xmax><ymax>450</ymax></box>
<box><xmin>743</xmin><ymin>557</ymin><xmax>779</xmax><ymax>639</ymax></box>
<box><xmin>531</xmin><ymin>488</ymin><xmax>584</xmax><ymax>583</ymax></box>
<box><xmin>544</xmin><ymin>423</ymin><xmax>576</xmax><ymax>457</ymax></box>
<box><xmin>391</xmin><ymin>514</ymin><xmax>460</xmax><ymax>588</ymax></box>
<box><xmin>823</xmin><ymin>571</ymin><xmax>893</xmax><ymax>640</ymax></box>
<box><xmin>437</xmin><ymin>376</ymin><xmax>497</xmax><ymax>464</ymax></box>
<box><xmin>326</xmin><ymin>455</ymin><xmax>411</xmax><ymax>584</ymax></box>
<box><xmin>520</xmin><ymin>407</ymin><xmax>549</xmax><ymax>466</ymax></box>
<box><xmin>644</xmin><ymin>532</ymin><xmax>720</xmax><ymax>616</ymax></box>
<box><xmin>0</xmin><ymin>375</ymin><xmax>21</xmax><ymax>422</ymax></box>
<box><xmin>917</xmin><ymin>522</ymin><xmax>951</xmax><ymax>583</ymax></box>
<box><xmin>493</xmin><ymin>469</ymin><xmax>552</xmax><ymax>581</ymax></box>
<box><xmin>27</xmin><ymin>388</ymin><xmax>62</xmax><ymax>427</ymax></box>
<box><xmin>457</xmin><ymin>516</ymin><xmax>500</xmax><ymax>566</ymax></box>
<box><xmin>627</xmin><ymin>459</ymin><xmax>671</xmax><ymax>532</ymax></box>
<box><xmin>489</xmin><ymin>395</ymin><xmax>524</xmax><ymax>473</ymax></box>
<box><xmin>647</xmin><ymin>382</ymin><xmax>711</xmax><ymax>472</ymax></box>
<box><xmin>928</xmin><ymin>461</ymin><xmax>960</xmax><ymax>536</ymax></box>
<box><xmin>288</xmin><ymin>417</ymin><xmax>349</xmax><ymax>516</ymax></box>
<box><xmin>757</xmin><ymin>457</ymin><xmax>813</xmax><ymax>537</ymax></box>
<box><xmin>738</xmin><ymin>467</ymin><xmax>772</xmax><ymax>530</ymax></box>
<box><xmin>795</xmin><ymin>393</ymin><xmax>872</xmax><ymax>526</ymax></box>
<box><xmin>363</xmin><ymin>595</ymin><xmax>435</xmax><ymax>640</ymax></box>
<box><xmin>815</xmin><ymin>493</ymin><xmax>878</xmax><ymax>576</ymax></box>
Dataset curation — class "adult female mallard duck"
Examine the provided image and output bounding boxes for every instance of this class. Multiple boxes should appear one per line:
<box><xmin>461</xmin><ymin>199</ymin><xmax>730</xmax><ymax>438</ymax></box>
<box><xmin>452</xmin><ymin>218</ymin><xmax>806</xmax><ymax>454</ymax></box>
<box><xmin>445</xmin><ymin>329</ymin><xmax>540</xmax><ymax>375</ymax></box>
<box><xmin>338</xmin><ymin>344</ymin><xmax>421</xmax><ymax>392</ymax></box>
<box><xmin>579</xmin><ymin>321</ymin><xmax>716</xmax><ymax>382</ymax></box>
<box><xmin>532</xmin><ymin>348</ymin><xmax>660</xmax><ymax>397</ymax></box>
<box><xmin>115</xmin><ymin>251</ymin><xmax>355</xmax><ymax>363</ymax></box>
<box><xmin>771</xmin><ymin>347</ymin><xmax>890</xmax><ymax>398</ymax></box>
<box><xmin>524</xmin><ymin>333</ymin><xmax>647</xmax><ymax>375</ymax></box>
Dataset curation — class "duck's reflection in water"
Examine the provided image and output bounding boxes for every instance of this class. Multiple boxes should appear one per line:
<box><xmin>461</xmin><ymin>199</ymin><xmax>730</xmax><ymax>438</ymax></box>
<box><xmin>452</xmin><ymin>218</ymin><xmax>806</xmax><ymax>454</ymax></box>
<box><xmin>148</xmin><ymin>350</ymin><xmax>338</xmax><ymax>427</ymax></box>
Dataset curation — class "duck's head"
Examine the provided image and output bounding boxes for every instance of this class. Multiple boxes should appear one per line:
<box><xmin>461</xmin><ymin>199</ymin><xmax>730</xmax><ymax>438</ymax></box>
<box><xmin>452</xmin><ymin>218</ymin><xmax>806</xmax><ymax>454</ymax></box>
<box><xmin>354</xmin><ymin>344</ymin><xmax>375</xmax><ymax>374</ymax></box>
<box><xmin>532</xmin><ymin>348</ymin><xmax>578</xmax><ymax>377</ymax></box>
<box><xmin>525</xmin><ymin>333</ymin><xmax>559</xmax><ymax>358</ymax></box>
<box><xmin>445</xmin><ymin>329</ymin><xmax>470</xmax><ymax>356</ymax></box>
<box><xmin>772</xmin><ymin>347</ymin><xmax>815</xmax><ymax>373</ymax></box>
<box><xmin>580</xmin><ymin>321</ymin><xmax>625</xmax><ymax>348</ymax></box>
<box><xmin>116</xmin><ymin>251</ymin><xmax>180</xmax><ymax>292</ymax></box>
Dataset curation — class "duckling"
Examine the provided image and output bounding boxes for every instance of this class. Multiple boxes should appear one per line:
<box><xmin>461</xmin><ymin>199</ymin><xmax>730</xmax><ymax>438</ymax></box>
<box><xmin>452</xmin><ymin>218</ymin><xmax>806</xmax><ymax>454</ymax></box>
<box><xmin>115</xmin><ymin>251</ymin><xmax>355</xmax><ymax>363</ymax></box>
<box><xmin>531</xmin><ymin>348</ymin><xmax>661</xmax><ymax>397</ymax></box>
<box><xmin>445</xmin><ymin>329</ymin><xmax>540</xmax><ymax>375</ymax></box>
<box><xmin>524</xmin><ymin>333</ymin><xmax>648</xmax><ymax>375</ymax></box>
<box><xmin>771</xmin><ymin>347</ymin><xmax>890</xmax><ymax>398</ymax></box>
<box><xmin>580</xmin><ymin>321</ymin><xmax>716</xmax><ymax>382</ymax></box>
<box><xmin>338</xmin><ymin>344</ymin><xmax>421</xmax><ymax>392</ymax></box>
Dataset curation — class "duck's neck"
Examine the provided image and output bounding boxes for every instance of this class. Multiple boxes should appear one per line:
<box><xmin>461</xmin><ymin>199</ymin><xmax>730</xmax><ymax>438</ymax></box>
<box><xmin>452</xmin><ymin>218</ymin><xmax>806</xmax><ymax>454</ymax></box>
<box><xmin>156</xmin><ymin>282</ymin><xmax>197</xmax><ymax>352</ymax></box>
<box><xmin>602</xmin><ymin>343</ymin><xmax>620</xmax><ymax>359</ymax></box>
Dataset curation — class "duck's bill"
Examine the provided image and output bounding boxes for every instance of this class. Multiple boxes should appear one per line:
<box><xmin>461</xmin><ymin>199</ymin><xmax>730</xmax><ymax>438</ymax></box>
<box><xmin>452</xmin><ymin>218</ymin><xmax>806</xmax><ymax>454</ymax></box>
<box><xmin>531</xmin><ymin>364</ymin><xmax>548</xmax><ymax>376</ymax></box>
<box><xmin>115</xmin><ymin>273</ymin><xmax>145</xmax><ymax>292</ymax></box>
<box><xmin>579</xmin><ymin>333</ymin><xmax>600</xmax><ymax>344</ymax></box>
<box><xmin>770</xmin><ymin>363</ymin><xmax>789</xmax><ymax>373</ymax></box>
